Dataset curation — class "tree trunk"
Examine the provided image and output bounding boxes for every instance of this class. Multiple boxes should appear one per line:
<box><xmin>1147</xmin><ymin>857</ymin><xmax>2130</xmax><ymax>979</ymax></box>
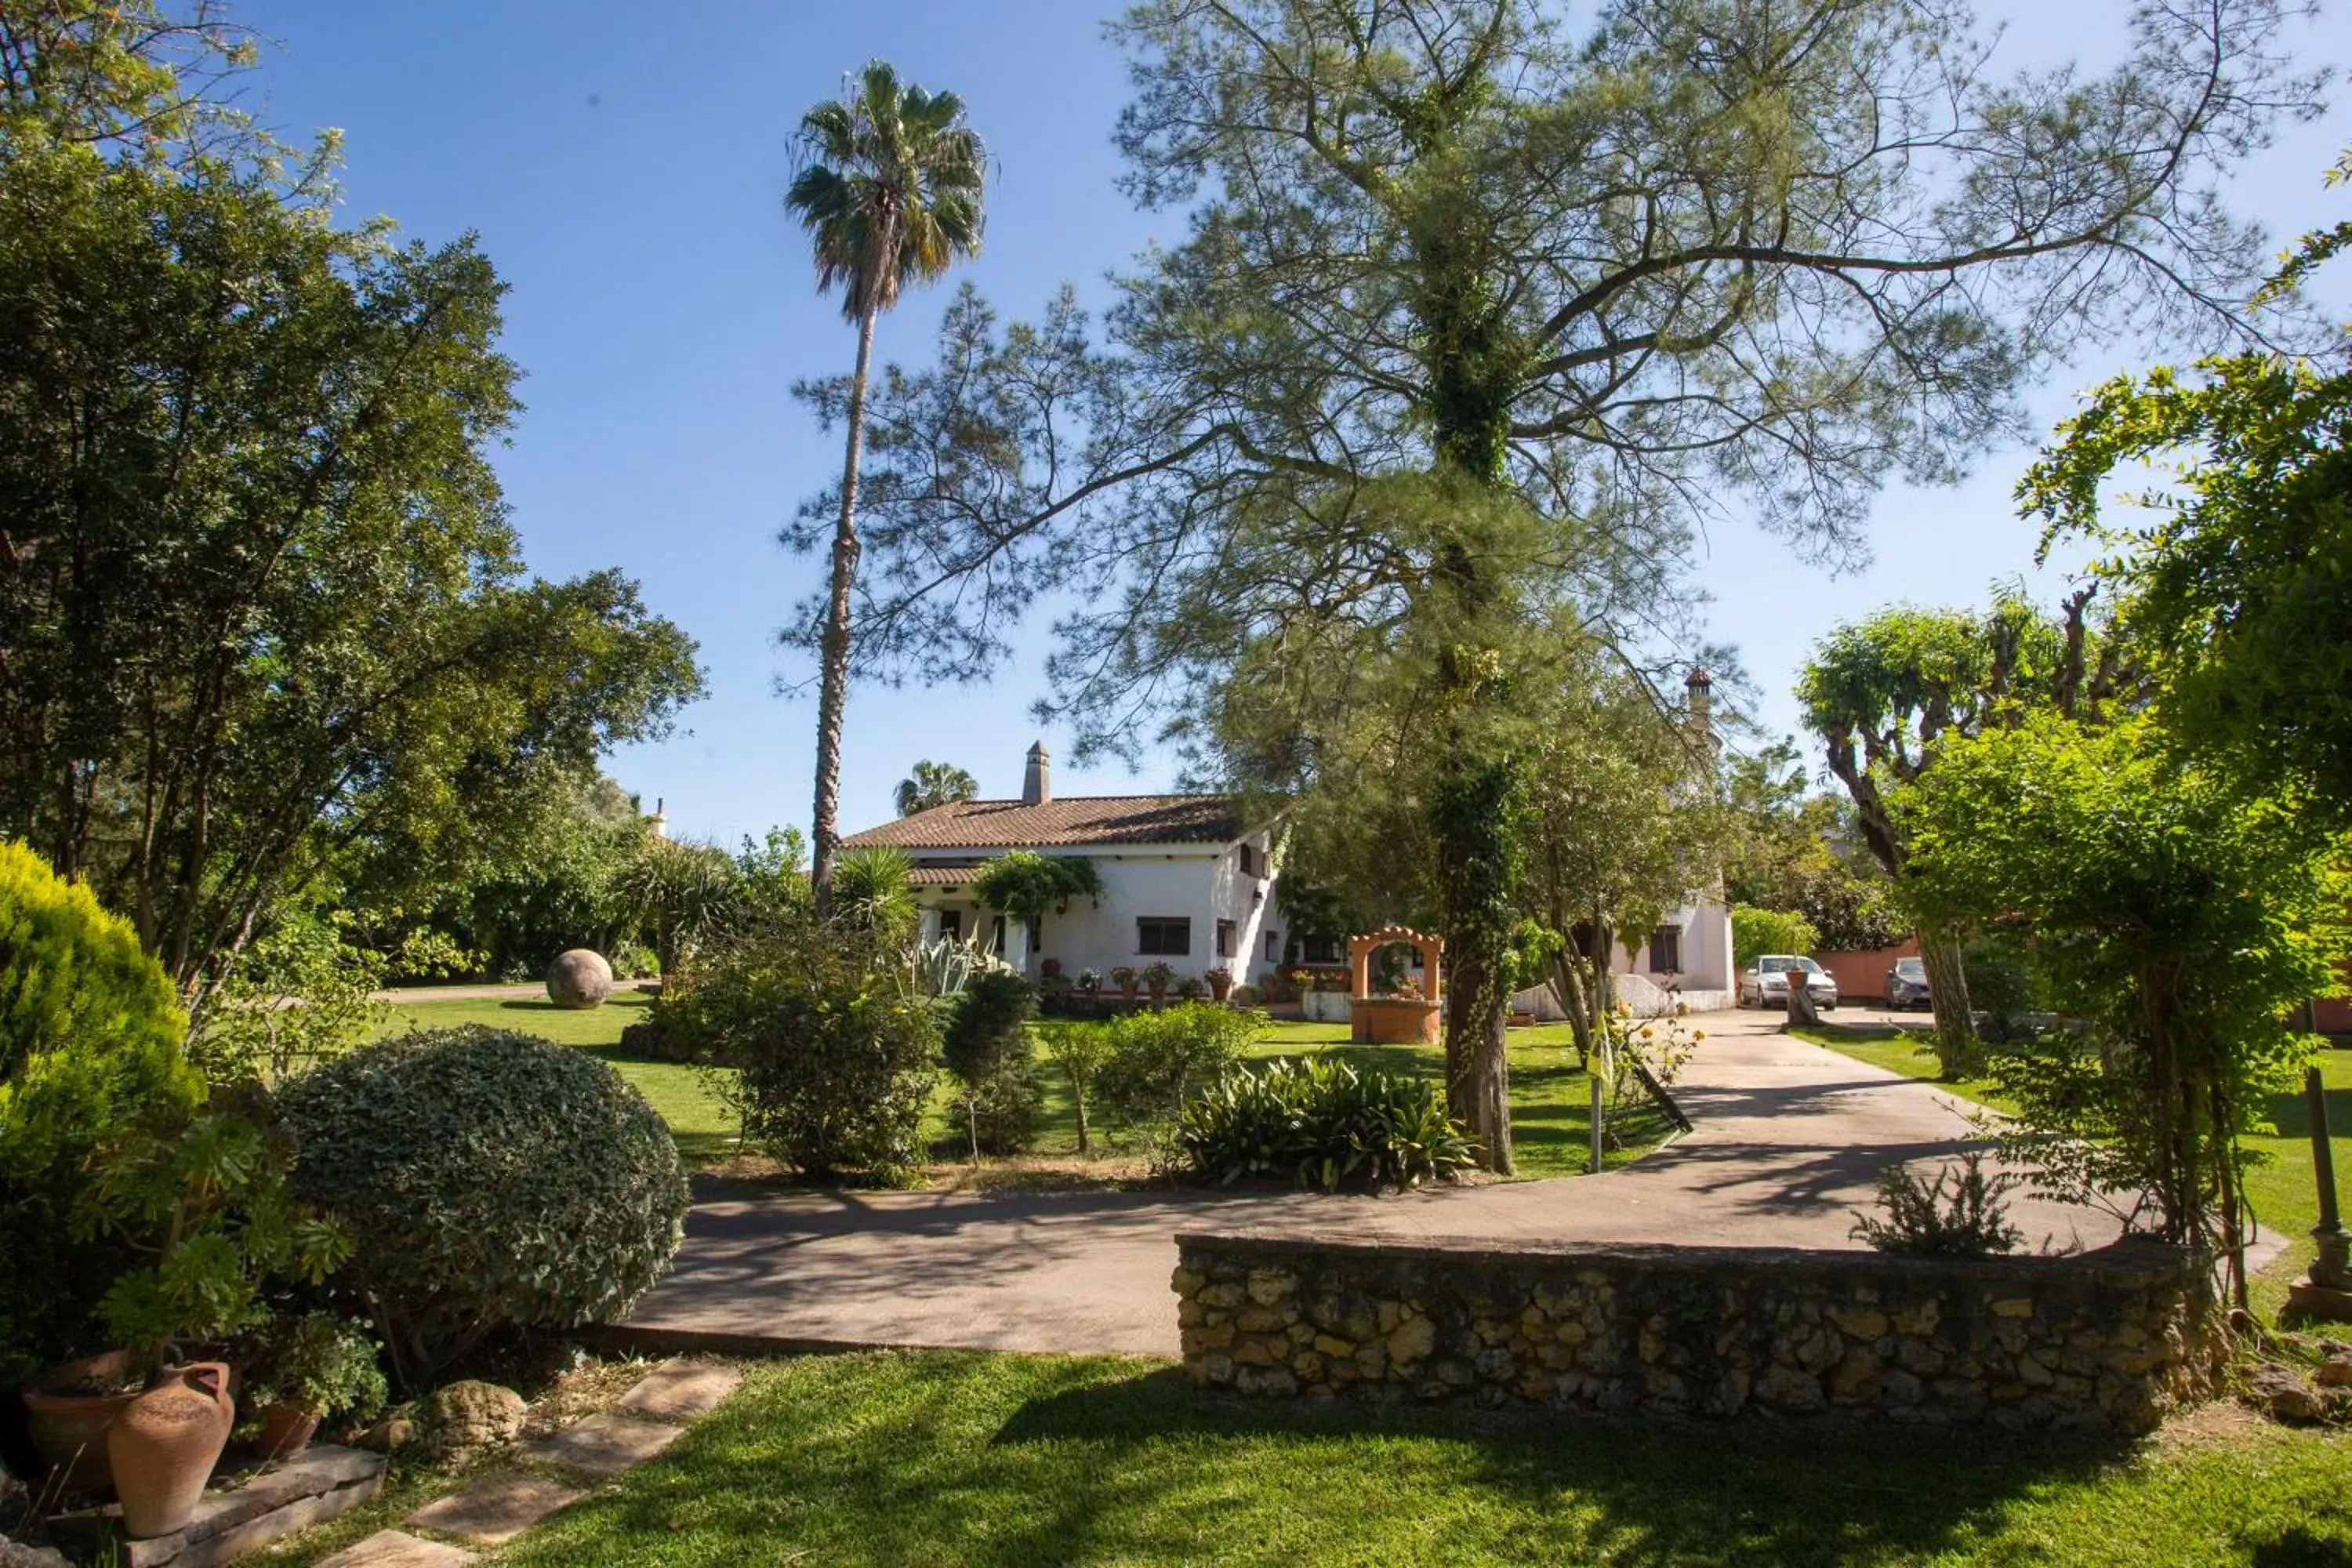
<box><xmin>1916</xmin><ymin>924</ymin><xmax>1977</xmax><ymax>1077</ymax></box>
<box><xmin>1444</xmin><ymin>958</ymin><xmax>1512</xmax><ymax>1174</ymax></box>
<box><xmin>809</xmin><ymin>306</ymin><xmax>879</xmax><ymax>918</ymax></box>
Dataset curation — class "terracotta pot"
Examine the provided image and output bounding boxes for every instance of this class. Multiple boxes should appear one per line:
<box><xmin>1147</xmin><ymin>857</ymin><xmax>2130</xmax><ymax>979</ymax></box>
<box><xmin>1117</xmin><ymin>979</ymin><xmax>1137</xmax><ymax>1000</ymax></box>
<box><xmin>250</xmin><ymin>1399</ymin><xmax>321</xmax><ymax>1461</ymax></box>
<box><xmin>109</xmin><ymin>1361</ymin><xmax>233</xmax><ymax>1538</ymax></box>
<box><xmin>1207</xmin><ymin>976</ymin><xmax>1232</xmax><ymax>1001</ymax></box>
<box><xmin>21</xmin><ymin>1348</ymin><xmax>145</xmax><ymax>1491</ymax></box>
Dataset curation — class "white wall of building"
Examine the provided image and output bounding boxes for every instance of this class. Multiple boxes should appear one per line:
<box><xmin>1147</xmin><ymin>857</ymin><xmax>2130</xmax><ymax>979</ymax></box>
<box><xmin>909</xmin><ymin>829</ymin><xmax>1287</xmax><ymax>986</ymax></box>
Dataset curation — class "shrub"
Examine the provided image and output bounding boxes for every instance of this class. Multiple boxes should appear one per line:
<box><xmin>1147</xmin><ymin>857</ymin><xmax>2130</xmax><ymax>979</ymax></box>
<box><xmin>1730</xmin><ymin>905</ymin><xmax>1821</xmax><ymax>969</ymax></box>
<box><xmin>238</xmin><ymin>1311</ymin><xmax>387</xmax><ymax>1424</ymax></box>
<box><xmin>942</xmin><ymin>969</ymin><xmax>1042</xmax><ymax>1156</ymax></box>
<box><xmin>1096</xmin><ymin>1003</ymin><xmax>1261</xmax><ymax>1128</ymax></box>
<box><xmin>1174</xmin><ymin>1057</ymin><xmax>1476</xmax><ymax>1191</ymax></box>
<box><xmin>0</xmin><ymin>840</ymin><xmax>203</xmax><ymax>1379</ymax></box>
<box><xmin>1849</xmin><ymin>1153</ymin><xmax>2022</xmax><ymax>1257</ymax></box>
<box><xmin>677</xmin><ymin>919</ymin><xmax>937</xmax><ymax>1180</ymax></box>
<box><xmin>276</xmin><ymin>1026</ymin><xmax>690</xmax><ymax>1392</ymax></box>
<box><xmin>1037</xmin><ymin>1023</ymin><xmax>1115</xmax><ymax>1155</ymax></box>
<box><xmin>80</xmin><ymin>1096</ymin><xmax>350</xmax><ymax>1367</ymax></box>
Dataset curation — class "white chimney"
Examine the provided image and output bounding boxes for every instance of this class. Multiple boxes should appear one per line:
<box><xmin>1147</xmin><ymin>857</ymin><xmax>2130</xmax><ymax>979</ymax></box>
<box><xmin>649</xmin><ymin>797</ymin><xmax>669</xmax><ymax>840</ymax></box>
<box><xmin>1022</xmin><ymin>742</ymin><xmax>1050</xmax><ymax>806</ymax></box>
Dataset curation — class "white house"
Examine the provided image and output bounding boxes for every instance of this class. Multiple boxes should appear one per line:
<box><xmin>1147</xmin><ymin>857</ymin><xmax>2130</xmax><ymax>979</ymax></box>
<box><xmin>840</xmin><ymin>744</ymin><xmax>1287</xmax><ymax>986</ymax></box>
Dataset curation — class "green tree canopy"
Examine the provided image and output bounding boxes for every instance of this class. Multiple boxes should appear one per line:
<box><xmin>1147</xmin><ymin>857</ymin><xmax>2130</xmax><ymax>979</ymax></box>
<box><xmin>2021</xmin><ymin>152</ymin><xmax>2352</xmax><ymax>822</ymax></box>
<box><xmin>1896</xmin><ymin>714</ymin><xmax>2349</xmax><ymax>1298</ymax></box>
<box><xmin>895</xmin><ymin>760</ymin><xmax>980</xmax><ymax>817</ymax></box>
<box><xmin>0</xmin><ymin>24</ymin><xmax>702</xmax><ymax>994</ymax></box>
<box><xmin>782</xmin><ymin>0</ymin><xmax>2319</xmax><ymax>1165</ymax></box>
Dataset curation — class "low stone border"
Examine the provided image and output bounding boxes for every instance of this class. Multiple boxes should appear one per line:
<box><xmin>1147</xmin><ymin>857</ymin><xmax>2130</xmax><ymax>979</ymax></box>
<box><xmin>1174</xmin><ymin>1229</ymin><xmax>2216</xmax><ymax>1434</ymax></box>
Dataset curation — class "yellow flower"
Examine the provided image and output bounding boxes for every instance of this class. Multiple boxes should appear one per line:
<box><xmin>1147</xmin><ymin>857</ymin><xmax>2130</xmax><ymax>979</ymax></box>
<box><xmin>1692</xmin><ymin>1030</ymin><xmax>1706</xmax><ymax>1041</ymax></box>
<box><xmin>1639</xmin><ymin>1027</ymin><xmax>1654</xmax><ymax>1040</ymax></box>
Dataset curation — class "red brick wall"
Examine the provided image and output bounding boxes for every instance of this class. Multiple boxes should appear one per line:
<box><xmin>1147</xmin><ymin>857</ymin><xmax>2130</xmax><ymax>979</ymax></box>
<box><xmin>1812</xmin><ymin>940</ymin><xmax>1921</xmax><ymax>1003</ymax></box>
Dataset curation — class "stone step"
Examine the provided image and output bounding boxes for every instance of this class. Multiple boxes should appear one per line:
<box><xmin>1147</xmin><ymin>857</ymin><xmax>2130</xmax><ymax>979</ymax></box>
<box><xmin>50</xmin><ymin>1445</ymin><xmax>386</xmax><ymax>1568</ymax></box>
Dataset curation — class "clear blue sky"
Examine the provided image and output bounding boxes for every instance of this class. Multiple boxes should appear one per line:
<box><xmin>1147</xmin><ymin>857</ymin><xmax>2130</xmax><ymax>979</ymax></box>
<box><xmin>232</xmin><ymin>1</ymin><xmax>2347</xmax><ymax>847</ymax></box>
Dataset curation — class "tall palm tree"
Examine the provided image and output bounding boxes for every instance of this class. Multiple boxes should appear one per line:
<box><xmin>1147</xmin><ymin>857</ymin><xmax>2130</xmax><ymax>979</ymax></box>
<box><xmin>895</xmin><ymin>758</ymin><xmax>979</xmax><ymax>817</ymax></box>
<box><xmin>786</xmin><ymin>61</ymin><xmax>985</xmax><ymax>914</ymax></box>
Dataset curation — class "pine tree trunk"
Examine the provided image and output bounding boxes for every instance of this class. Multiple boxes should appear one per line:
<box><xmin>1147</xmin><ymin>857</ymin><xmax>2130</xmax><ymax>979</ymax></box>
<box><xmin>1917</xmin><ymin>925</ymin><xmax>1977</xmax><ymax>1077</ymax></box>
<box><xmin>809</xmin><ymin>307</ymin><xmax>879</xmax><ymax>917</ymax></box>
<box><xmin>1445</xmin><ymin>956</ymin><xmax>1513</xmax><ymax>1174</ymax></box>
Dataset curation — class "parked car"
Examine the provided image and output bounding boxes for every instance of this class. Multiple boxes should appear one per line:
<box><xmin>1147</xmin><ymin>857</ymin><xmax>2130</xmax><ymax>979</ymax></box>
<box><xmin>1886</xmin><ymin>955</ymin><xmax>1931</xmax><ymax>1011</ymax></box>
<box><xmin>1738</xmin><ymin>955</ymin><xmax>1838</xmax><ymax>1011</ymax></box>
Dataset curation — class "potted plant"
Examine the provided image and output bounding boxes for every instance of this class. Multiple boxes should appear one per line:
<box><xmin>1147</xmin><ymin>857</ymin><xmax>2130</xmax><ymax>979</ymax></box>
<box><xmin>237</xmin><ymin>1313</ymin><xmax>387</xmax><ymax>1461</ymax></box>
<box><xmin>1109</xmin><ymin>964</ymin><xmax>1138</xmax><ymax>1000</ymax></box>
<box><xmin>1175</xmin><ymin>974</ymin><xmax>1203</xmax><ymax>1000</ymax></box>
<box><xmin>1203</xmin><ymin>967</ymin><xmax>1233</xmax><ymax>1002</ymax></box>
<box><xmin>1142</xmin><ymin>961</ymin><xmax>1177</xmax><ymax>1000</ymax></box>
<box><xmin>26</xmin><ymin>1102</ymin><xmax>348</xmax><ymax>1524</ymax></box>
<box><xmin>1076</xmin><ymin>968</ymin><xmax>1102</xmax><ymax>995</ymax></box>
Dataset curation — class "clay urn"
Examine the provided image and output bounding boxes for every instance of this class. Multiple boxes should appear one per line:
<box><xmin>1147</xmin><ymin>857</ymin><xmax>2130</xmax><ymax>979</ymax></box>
<box><xmin>108</xmin><ymin>1362</ymin><xmax>233</xmax><ymax>1538</ymax></box>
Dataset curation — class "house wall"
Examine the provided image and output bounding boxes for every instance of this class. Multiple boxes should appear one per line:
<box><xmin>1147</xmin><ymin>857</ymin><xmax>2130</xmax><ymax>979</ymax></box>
<box><xmin>912</xmin><ymin>831</ymin><xmax>1286</xmax><ymax>988</ymax></box>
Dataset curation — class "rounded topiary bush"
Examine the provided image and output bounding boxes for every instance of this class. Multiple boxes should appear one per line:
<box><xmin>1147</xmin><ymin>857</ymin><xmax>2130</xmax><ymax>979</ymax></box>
<box><xmin>0</xmin><ymin>839</ymin><xmax>201</xmax><ymax>1379</ymax></box>
<box><xmin>276</xmin><ymin>1025</ymin><xmax>690</xmax><ymax>1391</ymax></box>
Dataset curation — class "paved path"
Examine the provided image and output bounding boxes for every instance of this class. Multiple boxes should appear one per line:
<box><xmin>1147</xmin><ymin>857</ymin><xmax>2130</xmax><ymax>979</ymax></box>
<box><xmin>619</xmin><ymin>1011</ymin><xmax>2122</xmax><ymax>1359</ymax></box>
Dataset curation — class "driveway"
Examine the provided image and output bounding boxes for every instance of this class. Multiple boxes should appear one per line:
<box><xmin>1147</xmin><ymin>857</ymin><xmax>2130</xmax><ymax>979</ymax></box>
<box><xmin>619</xmin><ymin>1010</ymin><xmax>2116</xmax><ymax>1359</ymax></box>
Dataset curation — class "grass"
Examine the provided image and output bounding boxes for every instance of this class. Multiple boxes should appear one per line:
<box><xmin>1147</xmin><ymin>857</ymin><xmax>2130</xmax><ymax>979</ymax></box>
<box><xmin>1793</xmin><ymin>1018</ymin><xmax>2352</xmax><ymax>1322</ymax></box>
<box><xmin>369</xmin><ymin>993</ymin><xmax>1671</xmax><ymax>1182</ymax></box>
<box><xmin>374</xmin><ymin>1349</ymin><xmax>2352</xmax><ymax>1568</ymax></box>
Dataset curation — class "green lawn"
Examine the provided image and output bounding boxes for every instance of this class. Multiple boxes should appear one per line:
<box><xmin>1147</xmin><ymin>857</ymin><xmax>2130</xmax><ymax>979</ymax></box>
<box><xmin>437</xmin><ymin>1350</ymin><xmax>2352</xmax><ymax>1568</ymax></box>
<box><xmin>370</xmin><ymin>995</ymin><xmax>1664</xmax><ymax>1181</ymax></box>
<box><xmin>1795</xmin><ymin>1020</ymin><xmax>2352</xmax><ymax>1321</ymax></box>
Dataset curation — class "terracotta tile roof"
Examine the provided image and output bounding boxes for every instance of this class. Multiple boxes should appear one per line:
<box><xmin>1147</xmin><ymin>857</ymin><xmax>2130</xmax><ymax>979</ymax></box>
<box><xmin>840</xmin><ymin>794</ymin><xmax>1242</xmax><ymax>850</ymax></box>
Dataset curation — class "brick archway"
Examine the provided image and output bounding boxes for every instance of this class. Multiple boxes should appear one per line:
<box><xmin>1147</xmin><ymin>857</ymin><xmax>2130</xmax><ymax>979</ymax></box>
<box><xmin>1348</xmin><ymin>925</ymin><xmax>1443</xmax><ymax>1044</ymax></box>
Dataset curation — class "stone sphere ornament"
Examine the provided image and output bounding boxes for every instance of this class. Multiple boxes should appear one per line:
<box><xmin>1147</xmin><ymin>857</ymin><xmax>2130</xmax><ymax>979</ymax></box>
<box><xmin>546</xmin><ymin>948</ymin><xmax>614</xmax><ymax>1010</ymax></box>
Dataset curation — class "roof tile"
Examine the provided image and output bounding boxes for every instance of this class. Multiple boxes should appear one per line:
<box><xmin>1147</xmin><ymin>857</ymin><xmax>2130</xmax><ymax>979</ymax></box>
<box><xmin>840</xmin><ymin>795</ymin><xmax>1241</xmax><ymax>850</ymax></box>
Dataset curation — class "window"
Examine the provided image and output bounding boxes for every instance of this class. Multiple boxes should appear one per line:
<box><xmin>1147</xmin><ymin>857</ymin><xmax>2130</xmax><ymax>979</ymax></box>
<box><xmin>1137</xmin><ymin>917</ymin><xmax>1191</xmax><ymax>956</ymax></box>
<box><xmin>1238</xmin><ymin>842</ymin><xmax>1259</xmax><ymax>878</ymax></box>
<box><xmin>1216</xmin><ymin>919</ymin><xmax>1236</xmax><ymax>958</ymax></box>
<box><xmin>936</xmin><ymin>909</ymin><xmax>962</xmax><ymax>942</ymax></box>
<box><xmin>1264</xmin><ymin>929</ymin><xmax>1281</xmax><ymax>962</ymax></box>
<box><xmin>1301</xmin><ymin>934</ymin><xmax>1341</xmax><ymax>964</ymax></box>
<box><xmin>1647</xmin><ymin>926</ymin><xmax>1682</xmax><ymax>974</ymax></box>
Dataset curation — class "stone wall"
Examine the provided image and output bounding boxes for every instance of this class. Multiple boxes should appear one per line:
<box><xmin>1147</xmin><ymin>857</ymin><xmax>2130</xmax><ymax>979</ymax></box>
<box><xmin>1173</xmin><ymin>1230</ymin><xmax>2216</xmax><ymax>1434</ymax></box>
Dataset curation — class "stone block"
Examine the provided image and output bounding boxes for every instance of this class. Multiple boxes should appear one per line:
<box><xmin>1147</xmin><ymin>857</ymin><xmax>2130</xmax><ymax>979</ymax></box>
<box><xmin>407</xmin><ymin>1471</ymin><xmax>587</xmax><ymax>1544</ymax></box>
<box><xmin>315</xmin><ymin>1531</ymin><xmax>477</xmax><ymax>1568</ymax></box>
<box><xmin>1385</xmin><ymin>1316</ymin><xmax>1436</xmax><ymax>1366</ymax></box>
<box><xmin>615</xmin><ymin>1363</ymin><xmax>743</xmax><ymax>1425</ymax></box>
<box><xmin>521</xmin><ymin>1414</ymin><xmax>682</xmax><ymax>1479</ymax></box>
<box><xmin>53</xmin><ymin>1446</ymin><xmax>386</xmax><ymax>1568</ymax></box>
<box><xmin>1245</xmin><ymin>1269</ymin><xmax>1298</xmax><ymax>1306</ymax></box>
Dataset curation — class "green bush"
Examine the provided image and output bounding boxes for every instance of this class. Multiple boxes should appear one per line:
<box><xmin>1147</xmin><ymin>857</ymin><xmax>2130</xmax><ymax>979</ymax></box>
<box><xmin>678</xmin><ymin>919</ymin><xmax>938</xmax><ymax>1179</ymax></box>
<box><xmin>276</xmin><ymin>1025</ymin><xmax>689</xmax><ymax>1392</ymax></box>
<box><xmin>1730</xmin><ymin>905</ymin><xmax>1821</xmax><ymax>968</ymax></box>
<box><xmin>942</xmin><ymin>970</ymin><xmax>1043</xmax><ymax>1156</ymax></box>
<box><xmin>1849</xmin><ymin>1153</ymin><xmax>2022</xmax><ymax>1257</ymax></box>
<box><xmin>1174</xmin><ymin>1056</ymin><xmax>1476</xmax><ymax>1192</ymax></box>
<box><xmin>0</xmin><ymin>839</ymin><xmax>203</xmax><ymax>1379</ymax></box>
<box><xmin>1095</xmin><ymin>1003</ymin><xmax>1261</xmax><ymax>1128</ymax></box>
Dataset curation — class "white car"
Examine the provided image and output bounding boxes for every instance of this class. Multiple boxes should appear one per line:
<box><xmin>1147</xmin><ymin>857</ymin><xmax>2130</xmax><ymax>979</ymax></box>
<box><xmin>1739</xmin><ymin>955</ymin><xmax>1838</xmax><ymax>1010</ymax></box>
